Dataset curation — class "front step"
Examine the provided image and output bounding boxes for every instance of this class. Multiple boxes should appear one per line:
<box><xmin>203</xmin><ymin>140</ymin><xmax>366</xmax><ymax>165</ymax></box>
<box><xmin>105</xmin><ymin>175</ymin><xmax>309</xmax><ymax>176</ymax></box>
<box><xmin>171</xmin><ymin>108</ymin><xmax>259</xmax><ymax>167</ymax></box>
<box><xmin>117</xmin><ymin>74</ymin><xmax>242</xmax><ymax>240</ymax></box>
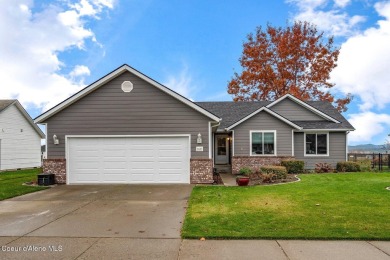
<box><xmin>215</xmin><ymin>164</ymin><xmax>232</xmax><ymax>174</ymax></box>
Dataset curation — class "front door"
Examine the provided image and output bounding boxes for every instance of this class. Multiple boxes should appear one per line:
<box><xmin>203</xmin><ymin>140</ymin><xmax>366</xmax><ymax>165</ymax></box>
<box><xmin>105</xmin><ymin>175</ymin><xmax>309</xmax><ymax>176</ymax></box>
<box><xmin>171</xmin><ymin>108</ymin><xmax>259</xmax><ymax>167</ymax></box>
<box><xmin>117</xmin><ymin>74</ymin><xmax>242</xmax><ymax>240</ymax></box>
<box><xmin>215</xmin><ymin>135</ymin><xmax>229</xmax><ymax>164</ymax></box>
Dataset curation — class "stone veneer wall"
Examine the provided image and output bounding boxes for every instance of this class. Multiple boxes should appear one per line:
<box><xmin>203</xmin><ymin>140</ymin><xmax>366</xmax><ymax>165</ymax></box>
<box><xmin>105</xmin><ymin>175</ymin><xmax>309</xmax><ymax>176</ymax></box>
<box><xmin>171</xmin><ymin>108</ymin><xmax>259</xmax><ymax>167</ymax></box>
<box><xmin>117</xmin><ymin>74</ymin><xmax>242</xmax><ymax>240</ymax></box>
<box><xmin>42</xmin><ymin>159</ymin><xmax>67</xmax><ymax>184</ymax></box>
<box><xmin>190</xmin><ymin>158</ymin><xmax>213</xmax><ymax>184</ymax></box>
<box><xmin>232</xmin><ymin>156</ymin><xmax>294</xmax><ymax>174</ymax></box>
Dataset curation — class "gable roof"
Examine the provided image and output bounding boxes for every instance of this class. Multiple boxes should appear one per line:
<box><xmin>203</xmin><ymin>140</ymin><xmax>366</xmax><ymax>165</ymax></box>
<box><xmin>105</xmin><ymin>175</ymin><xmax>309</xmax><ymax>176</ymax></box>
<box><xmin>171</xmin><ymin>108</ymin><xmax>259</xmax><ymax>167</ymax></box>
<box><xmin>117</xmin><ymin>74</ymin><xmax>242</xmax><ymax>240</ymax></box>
<box><xmin>0</xmin><ymin>100</ymin><xmax>45</xmax><ymax>138</ymax></box>
<box><xmin>227</xmin><ymin>107</ymin><xmax>303</xmax><ymax>130</ymax></box>
<box><xmin>196</xmin><ymin>99</ymin><xmax>354</xmax><ymax>131</ymax></box>
<box><xmin>266</xmin><ymin>94</ymin><xmax>340</xmax><ymax>123</ymax></box>
<box><xmin>34</xmin><ymin>64</ymin><xmax>221</xmax><ymax>123</ymax></box>
<box><xmin>297</xmin><ymin>101</ymin><xmax>355</xmax><ymax>130</ymax></box>
<box><xmin>196</xmin><ymin>101</ymin><xmax>271</xmax><ymax>129</ymax></box>
<box><xmin>0</xmin><ymin>100</ymin><xmax>14</xmax><ymax>112</ymax></box>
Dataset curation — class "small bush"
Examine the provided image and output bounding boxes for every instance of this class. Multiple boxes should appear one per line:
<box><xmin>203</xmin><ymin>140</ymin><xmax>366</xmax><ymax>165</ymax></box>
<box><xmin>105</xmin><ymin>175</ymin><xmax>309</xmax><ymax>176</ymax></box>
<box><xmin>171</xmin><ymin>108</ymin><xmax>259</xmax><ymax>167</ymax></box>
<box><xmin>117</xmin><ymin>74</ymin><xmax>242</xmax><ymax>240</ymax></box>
<box><xmin>336</xmin><ymin>161</ymin><xmax>361</xmax><ymax>172</ymax></box>
<box><xmin>281</xmin><ymin>160</ymin><xmax>304</xmax><ymax>174</ymax></box>
<box><xmin>239</xmin><ymin>167</ymin><xmax>252</xmax><ymax>176</ymax></box>
<box><xmin>355</xmin><ymin>159</ymin><xmax>373</xmax><ymax>172</ymax></box>
<box><xmin>261</xmin><ymin>173</ymin><xmax>276</xmax><ymax>183</ymax></box>
<box><xmin>260</xmin><ymin>166</ymin><xmax>287</xmax><ymax>179</ymax></box>
<box><xmin>315</xmin><ymin>163</ymin><xmax>333</xmax><ymax>173</ymax></box>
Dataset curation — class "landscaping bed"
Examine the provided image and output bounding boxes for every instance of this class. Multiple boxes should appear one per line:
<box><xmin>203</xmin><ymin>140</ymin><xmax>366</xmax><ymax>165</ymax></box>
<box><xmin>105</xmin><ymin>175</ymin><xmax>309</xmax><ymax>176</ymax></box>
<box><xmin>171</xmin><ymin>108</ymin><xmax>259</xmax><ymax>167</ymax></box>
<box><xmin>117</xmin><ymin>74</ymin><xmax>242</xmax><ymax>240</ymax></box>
<box><xmin>246</xmin><ymin>173</ymin><xmax>299</xmax><ymax>185</ymax></box>
<box><xmin>182</xmin><ymin>172</ymin><xmax>390</xmax><ymax>240</ymax></box>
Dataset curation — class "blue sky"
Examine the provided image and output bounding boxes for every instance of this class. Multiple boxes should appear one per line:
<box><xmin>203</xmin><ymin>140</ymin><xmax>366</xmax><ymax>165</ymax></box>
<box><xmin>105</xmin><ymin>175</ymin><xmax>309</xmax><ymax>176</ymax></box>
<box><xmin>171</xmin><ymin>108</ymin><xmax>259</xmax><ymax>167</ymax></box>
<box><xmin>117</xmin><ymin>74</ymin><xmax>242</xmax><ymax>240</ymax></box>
<box><xmin>1</xmin><ymin>0</ymin><xmax>390</xmax><ymax>145</ymax></box>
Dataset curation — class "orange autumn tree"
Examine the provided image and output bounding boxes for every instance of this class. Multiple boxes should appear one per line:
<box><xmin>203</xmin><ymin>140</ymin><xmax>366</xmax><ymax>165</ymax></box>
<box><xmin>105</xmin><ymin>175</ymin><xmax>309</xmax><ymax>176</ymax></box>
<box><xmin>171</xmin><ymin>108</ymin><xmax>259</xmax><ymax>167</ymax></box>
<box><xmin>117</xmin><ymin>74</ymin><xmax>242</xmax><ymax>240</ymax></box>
<box><xmin>227</xmin><ymin>21</ymin><xmax>352</xmax><ymax>112</ymax></box>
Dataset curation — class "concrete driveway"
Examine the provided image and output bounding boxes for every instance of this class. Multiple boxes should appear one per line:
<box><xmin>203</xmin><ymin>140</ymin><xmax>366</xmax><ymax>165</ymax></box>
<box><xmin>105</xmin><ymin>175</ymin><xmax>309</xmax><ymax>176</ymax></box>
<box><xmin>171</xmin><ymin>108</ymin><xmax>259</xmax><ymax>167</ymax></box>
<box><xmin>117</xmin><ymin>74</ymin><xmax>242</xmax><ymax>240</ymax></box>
<box><xmin>0</xmin><ymin>184</ymin><xmax>192</xmax><ymax>259</ymax></box>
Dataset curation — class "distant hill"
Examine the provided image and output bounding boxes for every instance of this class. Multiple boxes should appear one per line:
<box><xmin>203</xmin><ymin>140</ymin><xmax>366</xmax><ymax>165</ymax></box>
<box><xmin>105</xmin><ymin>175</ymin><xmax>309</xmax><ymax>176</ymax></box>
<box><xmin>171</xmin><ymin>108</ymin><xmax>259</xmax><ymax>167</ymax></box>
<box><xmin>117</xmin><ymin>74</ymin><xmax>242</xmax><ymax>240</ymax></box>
<box><xmin>348</xmin><ymin>144</ymin><xmax>388</xmax><ymax>153</ymax></box>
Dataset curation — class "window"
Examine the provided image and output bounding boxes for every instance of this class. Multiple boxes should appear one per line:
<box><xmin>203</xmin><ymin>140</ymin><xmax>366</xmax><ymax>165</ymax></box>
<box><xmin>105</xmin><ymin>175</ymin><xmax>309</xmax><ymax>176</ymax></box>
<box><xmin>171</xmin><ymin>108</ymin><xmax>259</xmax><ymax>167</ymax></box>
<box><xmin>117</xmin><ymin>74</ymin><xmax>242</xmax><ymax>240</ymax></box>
<box><xmin>305</xmin><ymin>133</ymin><xmax>328</xmax><ymax>155</ymax></box>
<box><xmin>251</xmin><ymin>131</ymin><xmax>276</xmax><ymax>155</ymax></box>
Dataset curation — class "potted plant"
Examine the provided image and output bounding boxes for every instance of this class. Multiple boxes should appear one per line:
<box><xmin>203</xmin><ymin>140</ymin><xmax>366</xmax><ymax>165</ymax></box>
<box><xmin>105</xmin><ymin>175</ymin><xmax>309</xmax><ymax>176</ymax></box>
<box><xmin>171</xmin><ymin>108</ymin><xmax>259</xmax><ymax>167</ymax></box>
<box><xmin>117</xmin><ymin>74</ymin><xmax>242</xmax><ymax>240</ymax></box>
<box><xmin>236</xmin><ymin>167</ymin><xmax>251</xmax><ymax>186</ymax></box>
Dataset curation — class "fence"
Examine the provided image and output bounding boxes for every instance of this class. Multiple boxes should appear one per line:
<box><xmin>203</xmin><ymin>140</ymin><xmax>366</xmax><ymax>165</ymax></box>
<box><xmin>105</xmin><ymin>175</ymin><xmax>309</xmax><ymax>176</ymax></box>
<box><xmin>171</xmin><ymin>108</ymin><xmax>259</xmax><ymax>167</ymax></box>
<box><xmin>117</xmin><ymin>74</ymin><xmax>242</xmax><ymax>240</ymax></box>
<box><xmin>347</xmin><ymin>153</ymin><xmax>390</xmax><ymax>171</ymax></box>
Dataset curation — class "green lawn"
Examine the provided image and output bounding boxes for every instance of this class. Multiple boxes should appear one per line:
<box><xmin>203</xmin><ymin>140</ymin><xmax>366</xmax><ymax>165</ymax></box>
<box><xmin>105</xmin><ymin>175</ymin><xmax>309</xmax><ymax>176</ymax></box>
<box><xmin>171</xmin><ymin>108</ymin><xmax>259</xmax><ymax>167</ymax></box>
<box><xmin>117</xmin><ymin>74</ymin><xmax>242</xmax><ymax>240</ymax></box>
<box><xmin>182</xmin><ymin>173</ymin><xmax>390</xmax><ymax>240</ymax></box>
<box><xmin>0</xmin><ymin>168</ymin><xmax>48</xmax><ymax>200</ymax></box>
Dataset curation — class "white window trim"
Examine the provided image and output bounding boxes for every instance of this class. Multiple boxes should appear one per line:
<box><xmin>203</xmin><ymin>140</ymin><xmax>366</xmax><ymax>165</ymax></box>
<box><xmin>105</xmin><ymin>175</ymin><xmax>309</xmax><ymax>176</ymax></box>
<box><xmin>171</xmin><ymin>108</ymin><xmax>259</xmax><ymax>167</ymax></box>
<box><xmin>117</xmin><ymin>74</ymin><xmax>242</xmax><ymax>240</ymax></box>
<box><xmin>304</xmin><ymin>132</ymin><xmax>329</xmax><ymax>157</ymax></box>
<box><xmin>249</xmin><ymin>130</ymin><xmax>277</xmax><ymax>156</ymax></box>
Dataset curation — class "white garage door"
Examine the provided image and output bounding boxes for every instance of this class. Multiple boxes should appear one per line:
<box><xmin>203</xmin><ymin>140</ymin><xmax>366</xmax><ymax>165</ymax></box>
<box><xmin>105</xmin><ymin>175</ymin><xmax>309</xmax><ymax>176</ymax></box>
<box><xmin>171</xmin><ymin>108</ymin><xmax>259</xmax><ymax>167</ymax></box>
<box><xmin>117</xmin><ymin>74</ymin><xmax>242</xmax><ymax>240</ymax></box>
<box><xmin>67</xmin><ymin>136</ymin><xmax>190</xmax><ymax>184</ymax></box>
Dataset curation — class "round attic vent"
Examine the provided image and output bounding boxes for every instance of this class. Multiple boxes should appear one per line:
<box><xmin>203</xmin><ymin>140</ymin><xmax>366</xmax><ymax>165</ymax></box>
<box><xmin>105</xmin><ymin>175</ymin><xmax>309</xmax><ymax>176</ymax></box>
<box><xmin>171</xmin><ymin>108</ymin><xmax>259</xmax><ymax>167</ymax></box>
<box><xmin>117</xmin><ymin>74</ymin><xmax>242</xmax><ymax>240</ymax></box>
<box><xmin>121</xmin><ymin>81</ymin><xmax>133</xmax><ymax>92</ymax></box>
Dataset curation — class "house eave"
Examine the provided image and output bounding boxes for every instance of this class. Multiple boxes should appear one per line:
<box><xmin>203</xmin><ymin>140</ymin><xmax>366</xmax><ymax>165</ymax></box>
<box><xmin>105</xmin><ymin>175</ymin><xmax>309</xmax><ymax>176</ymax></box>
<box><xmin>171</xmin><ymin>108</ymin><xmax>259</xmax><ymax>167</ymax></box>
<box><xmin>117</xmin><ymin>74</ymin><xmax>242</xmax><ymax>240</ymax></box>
<box><xmin>294</xmin><ymin>128</ymin><xmax>355</xmax><ymax>132</ymax></box>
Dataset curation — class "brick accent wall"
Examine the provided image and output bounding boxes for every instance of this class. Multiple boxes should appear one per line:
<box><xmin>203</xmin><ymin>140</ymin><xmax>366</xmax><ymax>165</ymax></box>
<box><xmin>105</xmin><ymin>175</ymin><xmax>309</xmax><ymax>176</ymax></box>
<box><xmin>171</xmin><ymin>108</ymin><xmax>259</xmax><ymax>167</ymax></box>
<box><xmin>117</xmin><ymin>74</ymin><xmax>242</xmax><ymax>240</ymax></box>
<box><xmin>190</xmin><ymin>158</ymin><xmax>213</xmax><ymax>184</ymax></box>
<box><xmin>232</xmin><ymin>156</ymin><xmax>294</xmax><ymax>174</ymax></box>
<box><xmin>43</xmin><ymin>158</ymin><xmax>213</xmax><ymax>184</ymax></box>
<box><xmin>42</xmin><ymin>159</ymin><xmax>66</xmax><ymax>184</ymax></box>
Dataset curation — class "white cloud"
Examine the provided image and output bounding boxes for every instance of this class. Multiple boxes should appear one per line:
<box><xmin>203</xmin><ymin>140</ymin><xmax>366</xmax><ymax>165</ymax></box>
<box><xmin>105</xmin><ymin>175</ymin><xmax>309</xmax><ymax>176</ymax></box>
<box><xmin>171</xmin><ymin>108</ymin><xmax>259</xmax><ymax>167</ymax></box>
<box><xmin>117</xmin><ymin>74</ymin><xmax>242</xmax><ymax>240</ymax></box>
<box><xmin>288</xmin><ymin>0</ymin><xmax>390</xmax><ymax>145</ymax></box>
<box><xmin>70</xmin><ymin>0</ymin><xmax>114</xmax><ymax>17</ymax></box>
<box><xmin>0</xmin><ymin>0</ymin><xmax>114</xmax><ymax>111</ymax></box>
<box><xmin>334</xmin><ymin>0</ymin><xmax>351</xmax><ymax>8</ymax></box>
<box><xmin>287</xmin><ymin>0</ymin><xmax>365</xmax><ymax>36</ymax></box>
<box><xmin>332</xmin><ymin>1</ymin><xmax>390</xmax><ymax>111</ymax></box>
<box><xmin>163</xmin><ymin>65</ymin><xmax>196</xmax><ymax>100</ymax></box>
<box><xmin>70</xmin><ymin>65</ymin><xmax>91</xmax><ymax>78</ymax></box>
<box><xmin>348</xmin><ymin>112</ymin><xmax>390</xmax><ymax>143</ymax></box>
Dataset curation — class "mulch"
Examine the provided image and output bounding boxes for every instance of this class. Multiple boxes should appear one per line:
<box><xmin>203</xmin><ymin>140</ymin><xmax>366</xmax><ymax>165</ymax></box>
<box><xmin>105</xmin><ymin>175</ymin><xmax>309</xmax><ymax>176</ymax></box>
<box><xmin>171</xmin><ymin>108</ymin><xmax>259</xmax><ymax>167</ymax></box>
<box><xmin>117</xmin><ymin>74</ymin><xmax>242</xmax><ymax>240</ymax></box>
<box><xmin>213</xmin><ymin>171</ymin><xmax>299</xmax><ymax>186</ymax></box>
<box><xmin>247</xmin><ymin>173</ymin><xmax>299</xmax><ymax>186</ymax></box>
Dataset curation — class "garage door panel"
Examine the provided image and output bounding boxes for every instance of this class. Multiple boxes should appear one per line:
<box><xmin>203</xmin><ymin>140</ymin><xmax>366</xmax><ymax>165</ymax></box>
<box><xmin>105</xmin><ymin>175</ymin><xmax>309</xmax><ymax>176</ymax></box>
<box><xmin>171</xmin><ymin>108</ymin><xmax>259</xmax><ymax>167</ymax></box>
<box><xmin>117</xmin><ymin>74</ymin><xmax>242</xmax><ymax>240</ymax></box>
<box><xmin>68</xmin><ymin>136</ymin><xmax>189</xmax><ymax>184</ymax></box>
<box><xmin>102</xmin><ymin>173</ymin><xmax>127</xmax><ymax>182</ymax></box>
<box><xmin>76</xmin><ymin>173</ymin><xmax>100</xmax><ymax>182</ymax></box>
<box><xmin>131</xmin><ymin>172</ymin><xmax>155</xmax><ymax>182</ymax></box>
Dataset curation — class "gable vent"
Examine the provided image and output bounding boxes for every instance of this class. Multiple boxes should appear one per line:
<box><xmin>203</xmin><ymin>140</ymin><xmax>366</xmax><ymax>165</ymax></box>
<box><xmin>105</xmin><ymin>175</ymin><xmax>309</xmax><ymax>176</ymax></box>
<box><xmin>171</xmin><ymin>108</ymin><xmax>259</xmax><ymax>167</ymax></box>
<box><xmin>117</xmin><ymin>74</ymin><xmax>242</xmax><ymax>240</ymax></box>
<box><xmin>121</xmin><ymin>81</ymin><xmax>133</xmax><ymax>92</ymax></box>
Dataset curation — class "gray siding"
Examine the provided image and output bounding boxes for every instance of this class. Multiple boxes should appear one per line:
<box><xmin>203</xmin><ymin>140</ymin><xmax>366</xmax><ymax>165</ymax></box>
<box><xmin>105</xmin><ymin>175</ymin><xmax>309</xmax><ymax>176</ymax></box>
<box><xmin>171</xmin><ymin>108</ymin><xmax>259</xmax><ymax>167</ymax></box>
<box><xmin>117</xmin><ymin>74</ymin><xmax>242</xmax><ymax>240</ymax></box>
<box><xmin>44</xmin><ymin>71</ymin><xmax>212</xmax><ymax>159</ymax></box>
<box><xmin>271</xmin><ymin>98</ymin><xmax>325</xmax><ymax>121</ymax></box>
<box><xmin>294</xmin><ymin>132</ymin><xmax>347</xmax><ymax>169</ymax></box>
<box><xmin>232</xmin><ymin>111</ymin><xmax>293</xmax><ymax>156</ymax></box>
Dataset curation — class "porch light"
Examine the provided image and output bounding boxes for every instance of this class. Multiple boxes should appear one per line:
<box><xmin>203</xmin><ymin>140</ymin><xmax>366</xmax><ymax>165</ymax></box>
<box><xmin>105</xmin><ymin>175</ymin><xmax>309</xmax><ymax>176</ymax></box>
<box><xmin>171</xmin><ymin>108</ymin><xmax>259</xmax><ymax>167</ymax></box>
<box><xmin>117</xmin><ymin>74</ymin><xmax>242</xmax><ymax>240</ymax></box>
<box><xmin>53</xmin><ymin>135</ymin><xmax>59</xmax><ymax>145</ymax></box>
<box><xmin>197</xmin><ymin>133</ymin><xmax>202</xmax><ymax>144</ymax></box>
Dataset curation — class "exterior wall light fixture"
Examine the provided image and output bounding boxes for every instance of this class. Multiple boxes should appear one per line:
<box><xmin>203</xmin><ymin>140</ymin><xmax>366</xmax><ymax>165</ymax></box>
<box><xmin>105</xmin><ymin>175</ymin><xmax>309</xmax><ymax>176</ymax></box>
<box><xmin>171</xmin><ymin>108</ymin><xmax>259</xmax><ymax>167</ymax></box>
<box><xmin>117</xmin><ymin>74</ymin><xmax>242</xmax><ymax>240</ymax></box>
<box><xmin>53</xmin><ymin>135</ymin><xmax>59</xmax><ymax>145</ymax></box>
<box><xmin>197</xmin><ymin>133</ymin><xmax>202</xmax><ymax>144</ymax></box>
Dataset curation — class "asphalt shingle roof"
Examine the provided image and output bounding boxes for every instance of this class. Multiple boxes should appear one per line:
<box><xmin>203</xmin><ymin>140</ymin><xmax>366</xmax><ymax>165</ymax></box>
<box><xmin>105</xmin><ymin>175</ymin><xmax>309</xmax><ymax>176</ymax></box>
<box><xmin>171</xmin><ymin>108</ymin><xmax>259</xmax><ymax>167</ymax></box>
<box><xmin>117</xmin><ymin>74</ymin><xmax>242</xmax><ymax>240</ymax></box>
<box><xmin>0</xmin><ymin>100</ymin><xmax>15</xmax><ymax>112</ymax></box>
<box><xmin>195</xmin><ymin>100</ymin><xmax>354</xmax><ymax>130</ymax></box>
<box><xmin>196</xmin><ymin>101</ymin><xmax>271</xmax><ymax>129</ymax></box>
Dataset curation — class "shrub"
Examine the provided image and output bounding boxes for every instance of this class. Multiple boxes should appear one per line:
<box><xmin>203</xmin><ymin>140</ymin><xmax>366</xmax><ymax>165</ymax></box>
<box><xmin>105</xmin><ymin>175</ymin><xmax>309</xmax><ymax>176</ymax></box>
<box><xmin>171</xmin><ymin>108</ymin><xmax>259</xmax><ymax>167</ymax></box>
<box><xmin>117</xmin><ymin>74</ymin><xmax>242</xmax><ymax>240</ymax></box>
<box><xmin>260</xmin><ymin>166</ymin><xmax>287</xmax><ymax>179</ymax></box>
<box><xmin>281</xmin><ymin>160</ymin><xmax>304</xmax><ymax>174</ymax></box>
<box><xmin>336</xmin><ymin>162</ymin><xmax>361</xmax><ymax>172</ymax></box>
<box><xmin>239</xmin><ymin>167</ymin><xmax>252</xmax><ymax>176</ymax></box>
<box><xmin>315</xmin><ymin>163</ymin><xmax>333</xmax><ymax>173</ymax></box>
<box><xmin>355</xmin><ymin>159</ymin><xmax>372</xmax><ymax>172</ymax></box>
<box><xmin>261</xmin><ymin>173</ymin><xmax>276</xmax><ymax>183</ymax></box>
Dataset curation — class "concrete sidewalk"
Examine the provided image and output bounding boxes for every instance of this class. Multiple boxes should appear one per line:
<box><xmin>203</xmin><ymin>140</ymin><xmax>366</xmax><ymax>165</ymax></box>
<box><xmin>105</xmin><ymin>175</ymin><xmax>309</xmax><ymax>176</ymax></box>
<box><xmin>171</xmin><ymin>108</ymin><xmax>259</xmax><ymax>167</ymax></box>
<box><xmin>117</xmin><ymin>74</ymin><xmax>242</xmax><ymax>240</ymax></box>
<box><xmin>0</xmin><ymin>237</ymin><xmax>389</xmax><ymax>259</ymax></box>
<box><xmin>219</xmin><ymin>173</ymin><xmax>237</xmax><ymax>186</ymax></box>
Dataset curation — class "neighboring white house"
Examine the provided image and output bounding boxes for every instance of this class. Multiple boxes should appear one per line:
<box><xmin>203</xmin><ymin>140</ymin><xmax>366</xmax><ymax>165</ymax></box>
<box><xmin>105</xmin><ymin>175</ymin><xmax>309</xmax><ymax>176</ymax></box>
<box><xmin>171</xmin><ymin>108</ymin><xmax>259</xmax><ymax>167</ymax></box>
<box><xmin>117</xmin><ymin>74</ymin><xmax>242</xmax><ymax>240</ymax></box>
<box><xmin>0</xmin><ymin>100</ymin><xmax>45</xmax><ymax>171</ymax></box>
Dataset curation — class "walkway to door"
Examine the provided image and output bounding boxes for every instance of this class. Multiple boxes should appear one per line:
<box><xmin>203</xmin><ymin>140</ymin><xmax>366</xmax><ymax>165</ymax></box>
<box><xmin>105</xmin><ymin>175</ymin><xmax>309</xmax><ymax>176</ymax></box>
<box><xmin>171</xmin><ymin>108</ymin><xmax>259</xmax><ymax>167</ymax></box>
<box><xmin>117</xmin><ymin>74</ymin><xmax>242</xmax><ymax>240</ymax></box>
<box><xmin>219</xmin><ymin>173</ymin><xmax>237</xmax><ymax>186</ymax></box>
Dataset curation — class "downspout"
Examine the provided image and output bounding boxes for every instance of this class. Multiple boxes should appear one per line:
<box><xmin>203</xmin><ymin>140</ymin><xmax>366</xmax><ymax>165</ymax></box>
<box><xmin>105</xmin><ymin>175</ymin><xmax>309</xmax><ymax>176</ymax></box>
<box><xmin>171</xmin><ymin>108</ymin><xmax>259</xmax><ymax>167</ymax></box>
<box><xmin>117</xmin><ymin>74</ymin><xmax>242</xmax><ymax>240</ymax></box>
<box><xmin>346</xmin><ymin>131</ymin><xmax>350</xmax><ymax>161</ymax></box>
